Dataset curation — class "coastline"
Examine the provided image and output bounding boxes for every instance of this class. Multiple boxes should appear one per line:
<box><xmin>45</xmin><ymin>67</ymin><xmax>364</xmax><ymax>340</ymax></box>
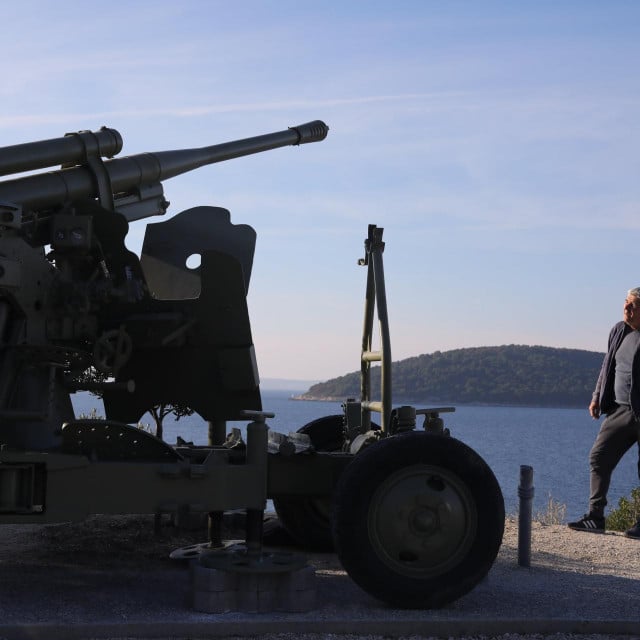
<box><xmin>290</xmin><ymin>394</ymin><xmax>587</xmax><ymax>410</ymax></box>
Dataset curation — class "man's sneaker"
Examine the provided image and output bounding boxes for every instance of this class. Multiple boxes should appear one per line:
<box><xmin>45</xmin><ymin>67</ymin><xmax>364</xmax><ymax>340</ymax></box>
<box><xmin>624</xmin><ymin>520</ymin><xmax>640</xmax><ymax>539</ymax></box>
<box><xmin>567</xmin><ymin>514</ymin><xmax>605</xmax><ymax>533</ymax></box>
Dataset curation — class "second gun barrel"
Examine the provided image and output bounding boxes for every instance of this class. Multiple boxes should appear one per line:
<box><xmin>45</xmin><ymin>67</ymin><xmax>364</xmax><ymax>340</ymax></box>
<box><xmin>0</xmin><ymin>127</ymin><xmax>123</xmax><ymax>177</ymax></box>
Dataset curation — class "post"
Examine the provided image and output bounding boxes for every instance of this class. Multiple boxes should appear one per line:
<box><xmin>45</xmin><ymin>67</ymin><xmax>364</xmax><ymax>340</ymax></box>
<box><xmin>518</xmin><ymin>465</ymin><xmax>534</xmax><ymax>567</ymax></box>
<box><xmin>208</xmin><ymin>420</ymin><xmax>226</xmax><ymax>446</ymax></box>
<box><xmin>244</xmin><ymin>411</ymin><xmax>273</xmax><ymax>557</ymax></box>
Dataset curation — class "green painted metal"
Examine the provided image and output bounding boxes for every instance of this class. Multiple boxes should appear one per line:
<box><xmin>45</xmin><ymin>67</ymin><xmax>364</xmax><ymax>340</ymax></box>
<box><xmin>368</xmin><ymin>463</ymin><xmax>477</xmax><ymax>577</ymax></box>
<box><xmin>359</xmin><ymin>224</ymin><xmax>392</xmax><ymax>433</ymax></box>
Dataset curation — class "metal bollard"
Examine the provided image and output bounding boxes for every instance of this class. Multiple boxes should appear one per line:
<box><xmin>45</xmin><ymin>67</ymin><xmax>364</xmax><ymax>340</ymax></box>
<box><xmin>518</xmin><ymin>465</ymin><xmax>534</xmax><ymax>567</ymax></box>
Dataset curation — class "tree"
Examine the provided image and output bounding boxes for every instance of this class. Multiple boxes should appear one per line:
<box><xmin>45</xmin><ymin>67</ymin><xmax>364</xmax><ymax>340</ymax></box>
<box><xmin>73</xmin><ymin>366</ymin><xmax>194</xmax><ymax>440</ymax></box>
<box><xmin>148</xmin><ymin>403</ymin><xmax>194</xmax><ymax>441</ymax></box>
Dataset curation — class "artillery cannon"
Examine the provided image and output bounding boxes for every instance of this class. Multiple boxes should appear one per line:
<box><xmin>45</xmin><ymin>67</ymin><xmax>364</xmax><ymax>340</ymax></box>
<box><xmin>0</xmin><ymin>123</ymin><xmax>504</xmax><ymax>610</ymax></box>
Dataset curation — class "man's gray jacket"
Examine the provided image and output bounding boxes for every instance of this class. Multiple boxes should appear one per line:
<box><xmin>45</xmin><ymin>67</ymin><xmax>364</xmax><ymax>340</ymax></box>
<box><xmin>593</xmin><ymin>320</ymin><xmax>640</xmax><ymax>417</ymax></box>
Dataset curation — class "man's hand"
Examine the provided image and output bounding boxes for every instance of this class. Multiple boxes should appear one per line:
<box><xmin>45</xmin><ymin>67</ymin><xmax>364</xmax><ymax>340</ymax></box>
<box><xmin>589</xmin><ymin>399</ymin><xmax>601</xmax><ymax>419</ymax></box>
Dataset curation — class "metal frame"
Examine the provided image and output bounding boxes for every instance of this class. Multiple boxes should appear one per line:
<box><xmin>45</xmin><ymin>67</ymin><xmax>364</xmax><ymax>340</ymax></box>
<box><xmin>359</xmin><ymin>224</ymin><xmax>392</xmax><ymax>433</ymax></box>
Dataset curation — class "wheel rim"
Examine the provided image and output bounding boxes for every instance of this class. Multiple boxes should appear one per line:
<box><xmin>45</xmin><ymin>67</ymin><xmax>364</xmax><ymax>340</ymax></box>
<box><xmin>368</xmin><ymin>463</ymin><xmax>477</xmax><ymax>578</ymax></box>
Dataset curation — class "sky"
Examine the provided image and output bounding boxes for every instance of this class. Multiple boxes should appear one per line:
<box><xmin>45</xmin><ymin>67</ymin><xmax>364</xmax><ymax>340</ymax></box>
<box><xmin>2</xmin><ymin>1</ymin><xmax>639</xmax><ymax>382</ymax></box>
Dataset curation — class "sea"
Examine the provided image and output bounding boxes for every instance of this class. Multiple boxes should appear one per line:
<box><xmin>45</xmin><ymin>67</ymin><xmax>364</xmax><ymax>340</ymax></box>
<box><xmin>72</xmin><ymin>389</ymin><xmax>639</xmax><ymax>522</ymax></box>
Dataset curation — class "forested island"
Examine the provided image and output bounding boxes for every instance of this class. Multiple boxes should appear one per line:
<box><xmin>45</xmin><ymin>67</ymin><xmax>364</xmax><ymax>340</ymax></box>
<box><xmin>296</xmin><ymin>345</ymin><xmax>604</xmax><ymax>408</ymax></box>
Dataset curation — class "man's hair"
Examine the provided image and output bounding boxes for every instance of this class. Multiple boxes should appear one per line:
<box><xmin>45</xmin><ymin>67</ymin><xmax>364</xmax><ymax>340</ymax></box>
<box><xmin>629</xmin><ymin>287</ymin><xmax>640</xmax><ymax>299</ymax></box>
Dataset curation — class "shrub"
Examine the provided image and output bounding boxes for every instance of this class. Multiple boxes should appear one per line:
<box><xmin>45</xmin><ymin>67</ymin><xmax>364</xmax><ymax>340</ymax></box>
<box><xmin>606</xmin><ymin>487</ymin><xmax>640</xmax><ymax>531</ymax></box>
<box><xmin>534</xmin><ymin>493</ymin><xmax>567</xmax><ymax>525</ymax></box>
<box><xmin>77</xmin><ymin>407</ymin><xmax>103</xmax><ymax>419</ymax></box>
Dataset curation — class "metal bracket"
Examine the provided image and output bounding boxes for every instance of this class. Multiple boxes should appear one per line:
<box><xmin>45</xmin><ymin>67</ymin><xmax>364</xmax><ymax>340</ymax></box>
<box><xmin>0</xmin><ymin>202</ymin><xmax>22</xmax><ymax>230</ymax></box>
<box><xmin>417</xmin><ymin>406</ymin><xmax>455</xmax><ymax>435</ymax></box>
<box><xmin>63</xmin><ymin>130</ymin><xmax>115</xmax><ymax>210</ymax></box>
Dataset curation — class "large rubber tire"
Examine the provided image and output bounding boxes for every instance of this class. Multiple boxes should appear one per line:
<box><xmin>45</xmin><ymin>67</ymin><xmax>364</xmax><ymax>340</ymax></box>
<box><xmin>273</xmin><ymin>415</ymin><xmax>346</xmax><ymax>551</ymax></box>
<box><xmin>297</xmin><ymin>413</ymin><xmax>346</xmax><ymax>450</ymax></box>
<box><xmin>332</xmin><ymin>431</ymin><xmax>504</xmax><ymax>608</ymax></box>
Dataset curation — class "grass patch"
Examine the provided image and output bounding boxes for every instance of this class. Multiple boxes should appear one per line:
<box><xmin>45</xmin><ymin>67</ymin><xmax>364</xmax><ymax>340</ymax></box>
<box><xmin>534</xmin><ymin>493</ymin><xmax>567</xmax><ymax>525</ymax></box>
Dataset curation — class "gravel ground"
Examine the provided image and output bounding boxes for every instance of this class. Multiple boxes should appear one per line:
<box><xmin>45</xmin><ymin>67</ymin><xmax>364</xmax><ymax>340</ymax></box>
<box><xmin>0</xmin><ymin>515</ymin><xmax>639</xmax><ymax>639</ymax></box>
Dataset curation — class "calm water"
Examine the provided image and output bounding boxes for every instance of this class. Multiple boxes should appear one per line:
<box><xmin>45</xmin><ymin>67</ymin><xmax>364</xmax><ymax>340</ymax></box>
<box><xmin>72</xmin><ymin>390</ymin><xmax>639</xmax><ymax>521</ymax></box>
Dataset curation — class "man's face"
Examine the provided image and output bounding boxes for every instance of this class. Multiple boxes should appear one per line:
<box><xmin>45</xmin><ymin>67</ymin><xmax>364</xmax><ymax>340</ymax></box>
<box><xmin>623</xmin><ymin>295</ymin><xmax>640</xmax><ymax>330</ymax></box>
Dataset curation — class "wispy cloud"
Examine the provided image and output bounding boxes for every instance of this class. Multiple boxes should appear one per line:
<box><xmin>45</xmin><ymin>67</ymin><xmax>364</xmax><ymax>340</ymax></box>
<box><xmin>0</xmin><ymin>92</ymin><xmax>465</xmax><ymax>128</ymax></box>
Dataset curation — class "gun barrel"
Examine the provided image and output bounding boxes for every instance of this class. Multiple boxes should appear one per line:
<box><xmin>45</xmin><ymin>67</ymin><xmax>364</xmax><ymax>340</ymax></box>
<box><xmin>0</xmin><ymin>127</ymin><xmax>123</xmax><ymax>177</ymax></box>
<box><xmin>141</xmin><ymin>119</ymin><xmax>328</xmax><ymax>181</ymax></box>
<box><xmin>0</xmin><ymin>121</ymin><xmax>328</xmax><ymax>213</ymax></box>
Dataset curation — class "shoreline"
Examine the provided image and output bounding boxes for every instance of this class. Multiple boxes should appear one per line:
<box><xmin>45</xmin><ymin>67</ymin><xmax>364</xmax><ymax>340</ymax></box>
<box><xmin>290</xmin><ymin>394</ymin><xmax>587</xmax><ymax>410</ymax></box>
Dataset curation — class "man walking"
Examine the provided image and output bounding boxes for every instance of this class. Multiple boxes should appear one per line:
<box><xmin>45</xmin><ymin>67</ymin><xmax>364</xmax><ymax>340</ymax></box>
<box><xmin>569</xmin><ymin>288</ymin><xmax>640</xmax><ymax>538</ymax></box>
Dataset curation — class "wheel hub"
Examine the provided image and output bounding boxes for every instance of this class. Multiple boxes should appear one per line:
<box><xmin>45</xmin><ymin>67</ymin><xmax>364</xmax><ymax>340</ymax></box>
<box><xmin>409</xmin><ymin>506</ymin><xmax>437</xmax><ymax>535</ymax></box>
<box><xmin>369</xmin><ymin>464</ymin><xmax>477</xmax><ymax>577</ymax></box>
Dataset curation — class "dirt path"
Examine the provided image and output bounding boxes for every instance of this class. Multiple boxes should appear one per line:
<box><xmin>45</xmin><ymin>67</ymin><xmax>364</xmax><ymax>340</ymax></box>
<box><xmin>0</xmin><ymin>515</ymin><xmax>639</xmax><ymax>638</ymax></box>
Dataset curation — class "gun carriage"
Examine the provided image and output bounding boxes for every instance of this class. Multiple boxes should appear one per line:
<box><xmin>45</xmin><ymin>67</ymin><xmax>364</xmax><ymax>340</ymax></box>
<box><xmin>0</xmin><ymin>122</ymin><xmax>504</xmax><ymax>609</ymax></box>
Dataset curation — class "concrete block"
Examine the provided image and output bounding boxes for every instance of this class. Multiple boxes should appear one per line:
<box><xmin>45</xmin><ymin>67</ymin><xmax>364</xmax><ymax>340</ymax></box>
<box><xmin>235</xmin><ymin>585</ymin><xmax>259</xmax><ymax>612</ymax></box>
<box><xmin>256</xmin><ymin>589</ymin><xmax>277</xmax><ymax>612</ymax></box>
<box><xmin>192</xmin><ymin>564</ymin><xmax>237</xmax><ymax>592</ymax></box>
<box><xmin>191</xmin><ymin>562</ymin><xmax>317</xmax><ymax>613</ymax></box>
<box><xmin>236</xmin><ymin>572</ymin><xmax>260</xmax><ymax>594</ymax></box>
<box><xmin>192</xmin><ymin>589</ymin><xmax>238</xmax><ymax>613</ymax></box>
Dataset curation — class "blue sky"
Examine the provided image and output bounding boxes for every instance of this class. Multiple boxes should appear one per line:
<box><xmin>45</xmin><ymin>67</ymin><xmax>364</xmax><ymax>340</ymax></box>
<box><xmin>2</xmin><ymin>1</ymin><xmax>639</xmax><ymax>381</ymax></box>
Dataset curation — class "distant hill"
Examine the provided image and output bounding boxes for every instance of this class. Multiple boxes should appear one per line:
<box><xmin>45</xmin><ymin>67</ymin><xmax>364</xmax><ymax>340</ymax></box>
<box><xmin>296</xmin><ymin>345</ymin><xmax>604</xmax><ymax>408</ymax></box>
